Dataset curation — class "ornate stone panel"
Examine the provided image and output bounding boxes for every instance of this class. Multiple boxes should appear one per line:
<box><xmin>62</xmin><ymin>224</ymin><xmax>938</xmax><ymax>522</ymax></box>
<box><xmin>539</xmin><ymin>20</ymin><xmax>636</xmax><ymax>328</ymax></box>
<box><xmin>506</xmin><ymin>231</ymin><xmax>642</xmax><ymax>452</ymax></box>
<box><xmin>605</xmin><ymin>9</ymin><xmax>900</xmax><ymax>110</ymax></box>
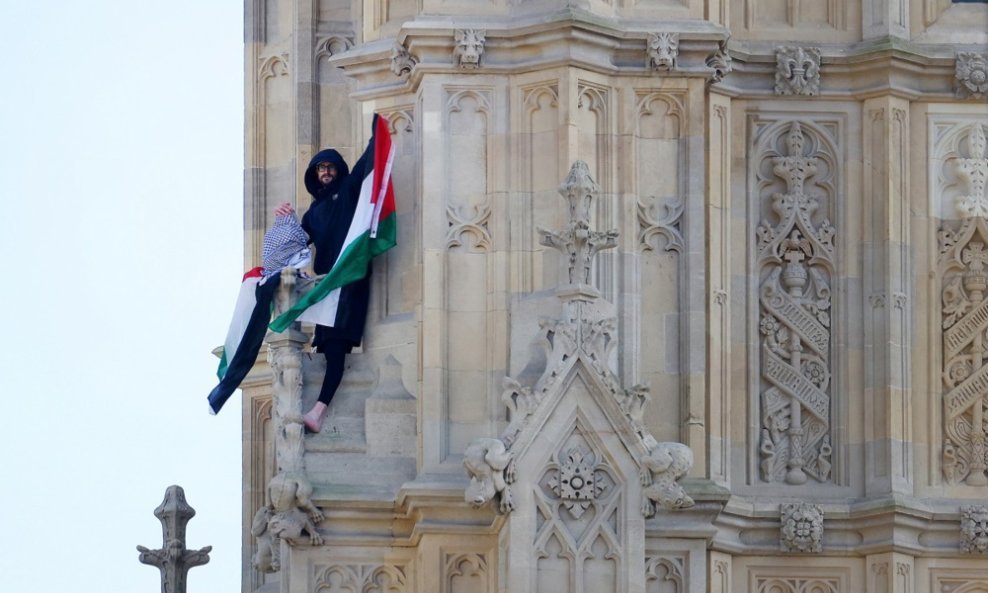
<box><xmin>534</xmin><ymin>420</ymin><xmax>624</xmax><ymax>593</ymax></box>
<box><xmin>740</xmin><ymin>0</ymin><xmax>847</xmax><ymax>34</ymax></box>
<box><xmin>751</xmin><ymin>119</ymin><xmax>839</xmax><ymax>486</ymax></box>
<box><xmin>937</xmin><ymin>122</ymin><xmax>988</xmax><ymax>486</ymax></box>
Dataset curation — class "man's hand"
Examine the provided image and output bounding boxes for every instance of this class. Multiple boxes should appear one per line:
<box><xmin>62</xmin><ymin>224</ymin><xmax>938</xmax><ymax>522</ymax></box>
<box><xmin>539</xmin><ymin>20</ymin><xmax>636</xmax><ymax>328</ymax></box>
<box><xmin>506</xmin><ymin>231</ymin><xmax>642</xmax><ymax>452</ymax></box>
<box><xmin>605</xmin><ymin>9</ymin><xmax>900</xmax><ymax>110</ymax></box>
<box><xmin>274</xmin><ymin>202</ymin><xmax>294</xmax><ymax>217</ymax></box>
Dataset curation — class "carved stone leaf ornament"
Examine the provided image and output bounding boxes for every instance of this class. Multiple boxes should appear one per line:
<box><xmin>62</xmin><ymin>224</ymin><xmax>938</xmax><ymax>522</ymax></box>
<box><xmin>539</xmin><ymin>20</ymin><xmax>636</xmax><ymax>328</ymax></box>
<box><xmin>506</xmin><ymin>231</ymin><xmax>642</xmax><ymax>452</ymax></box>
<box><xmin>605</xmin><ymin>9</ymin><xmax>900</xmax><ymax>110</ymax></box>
<box><xmin>755</xmin><ymin>122</ymin><xmax>835</xmax><ymax>486</ymax></box>
<box><xmin>453</xmin><ymin>29</ymin><xmax>486</xmax><ymax>69</ymax></box>
<box><xmin>780</xmin><ymin>502</ymin><xmax>824</xmax><ymax>553</ymax></box>
<box><xmin>939</xmin><ymin>123</ymin><xmax>988</xmax><ymax>487</ymax></box>
<box><xmin>956</xmin><ymin>52</ymin><xmax>988</xmax><ymax>99</ymax></box>
<box><xmin>775</xmin><ymin>47</ymin><xmax>822</xmax><ymax>96</ymax></box>
<box><xmin>646</xmin><ymin>32</ymin><xmax>679</xmax><ymax>72</ymax></box>
<box><xmin>961</xmin><ymin>505</ymin><xmax>988</xmax><ymax>553</ymax></box>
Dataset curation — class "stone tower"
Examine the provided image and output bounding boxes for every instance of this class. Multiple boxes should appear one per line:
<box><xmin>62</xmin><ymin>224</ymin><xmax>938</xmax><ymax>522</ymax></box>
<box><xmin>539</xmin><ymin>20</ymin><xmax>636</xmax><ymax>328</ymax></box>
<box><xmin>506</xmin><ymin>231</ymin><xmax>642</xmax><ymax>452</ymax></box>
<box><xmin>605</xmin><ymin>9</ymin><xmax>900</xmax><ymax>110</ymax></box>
<box><xmin>241</xmin><ymin>0</ymin><xmax>988</xmax><ymax>591</ymax></box>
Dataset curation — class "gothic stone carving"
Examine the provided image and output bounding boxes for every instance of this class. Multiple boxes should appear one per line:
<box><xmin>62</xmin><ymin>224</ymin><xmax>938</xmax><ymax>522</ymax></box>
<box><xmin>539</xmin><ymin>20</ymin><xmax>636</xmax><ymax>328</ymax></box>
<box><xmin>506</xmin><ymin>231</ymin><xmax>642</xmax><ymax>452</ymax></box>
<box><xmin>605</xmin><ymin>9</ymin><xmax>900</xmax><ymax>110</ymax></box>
<box><xmin>539</xmin><ymin>161</ymin><xmax>618</xmax><ymax>288</ymax></box>
<box><xmin>464</xmin><ymin>437</ymin><xmax>516</xmax><ymax>513</ymax></box>
<box><xmin>638</xmin><ymin>196</ymin><xmax>684</xmax><ymax>254</ymax></box>
<box><xmin>137</xmin><ymin>486</ymin><xmax>211</xmax><ymax>593</ymax></box>
<box><xmin>706</xmin><ymin>39</ymin><xmax>733</xmax><ymax>83</ymax></box>
<box><xmin>756</xmin><ymin>121</ymin><xmax>836</xmax><ymax>485</ymax></box>
<box><xmin>939</xmin><ymin>124</ymin><xmax>988</xmax><ymax>486</ymax></box>
<box><xmin>454</xmin><ymin>29</ymin><xmax>486</xmax><ymax>69</ymax></box>
<box><xmin>961</xmin><ymin>505</ymin><xmax>988</xmax><ymax>553</ymax></box>
<box><xmin>251</xmin><ymin>472</ymin><xmax>325</xmax><ymax>572</ymax></box>
<box><xmin>780</xmin><ymin>502</ymin><xmax>824</xmax><ymax>553</ymax></box>
<box><xmin>646</xmin><ymin>32</ymin><xmax>679</xmax><ymax>72</ymax></box>
<box><xmin>775</xmin><ymin>47</ymin><xmax>822</xmax><ymax>96</ymax></box>
<box><xmin>956</xmin><ymin>52</ymin><xmax>988</xmax><ymax>100</ymax></box>
<box><xmin>535</xmin><ymin>424</ymin><xmax>623</xmax><ymax>587</ymax></box>
<box><xmin>391</xmin><ymin>42</ymin><xmax>417</xmax><ymax>77</ymax></box>
<box><xmin>640</xmin><ymin>436</ymin><xmax>695</xmax><ymax>516</ymax></box>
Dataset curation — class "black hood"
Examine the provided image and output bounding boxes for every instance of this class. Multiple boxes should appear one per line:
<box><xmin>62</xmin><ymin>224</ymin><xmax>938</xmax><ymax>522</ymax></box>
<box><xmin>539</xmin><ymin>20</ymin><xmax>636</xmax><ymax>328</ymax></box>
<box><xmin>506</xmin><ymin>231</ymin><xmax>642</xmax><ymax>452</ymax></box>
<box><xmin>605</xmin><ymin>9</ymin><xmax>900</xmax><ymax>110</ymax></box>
<box><xmin>304</xmin><ymin>149</ymin><xmax>350</xmax><ymax>199</ymax></box>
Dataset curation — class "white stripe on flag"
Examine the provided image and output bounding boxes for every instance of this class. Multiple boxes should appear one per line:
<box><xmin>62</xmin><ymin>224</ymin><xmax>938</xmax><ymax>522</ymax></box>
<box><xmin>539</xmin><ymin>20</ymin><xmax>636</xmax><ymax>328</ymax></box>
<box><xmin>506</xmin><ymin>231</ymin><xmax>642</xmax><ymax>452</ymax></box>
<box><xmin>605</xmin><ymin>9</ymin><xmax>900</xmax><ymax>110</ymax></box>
<box><xmin>221</xmin><ymin>276</ymin><xmax>261</xmax><ymax>378</ymax></box>
<box><xmin>296</xmin><ymin>286</ymin><xmax>342</xmax><ymax>326</ymax></box>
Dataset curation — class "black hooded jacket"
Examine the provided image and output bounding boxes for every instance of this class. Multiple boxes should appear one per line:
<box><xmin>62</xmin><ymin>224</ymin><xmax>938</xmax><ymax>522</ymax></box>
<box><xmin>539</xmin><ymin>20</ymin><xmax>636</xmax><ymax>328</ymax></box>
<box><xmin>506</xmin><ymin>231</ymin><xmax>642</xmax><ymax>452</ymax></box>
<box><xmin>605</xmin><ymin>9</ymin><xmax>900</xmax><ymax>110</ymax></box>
<box><xmin>301</xmin><ymin>148</ymin><xmax>371</xmax><ymax>349</ymax></box>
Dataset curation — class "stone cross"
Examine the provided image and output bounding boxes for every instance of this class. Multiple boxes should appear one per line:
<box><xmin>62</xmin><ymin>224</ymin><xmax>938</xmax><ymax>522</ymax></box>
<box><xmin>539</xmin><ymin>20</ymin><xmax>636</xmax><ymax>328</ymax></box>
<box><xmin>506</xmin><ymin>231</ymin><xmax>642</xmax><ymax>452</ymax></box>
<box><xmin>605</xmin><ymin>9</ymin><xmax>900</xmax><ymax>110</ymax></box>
<box><xmin>137</xmin><ymin>485</ymin><xmax>212</xmax><ymax>593</ymax></box>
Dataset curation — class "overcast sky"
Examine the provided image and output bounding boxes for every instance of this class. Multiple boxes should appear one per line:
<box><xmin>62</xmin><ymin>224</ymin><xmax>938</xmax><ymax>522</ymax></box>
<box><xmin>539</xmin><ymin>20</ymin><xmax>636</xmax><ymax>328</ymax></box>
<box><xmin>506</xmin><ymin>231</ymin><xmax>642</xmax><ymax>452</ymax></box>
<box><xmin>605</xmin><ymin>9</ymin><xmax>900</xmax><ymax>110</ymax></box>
<box><xmin>1</xmin><ymin>2</ymin><xmax>245</xmax><ymax>591</ymax></box>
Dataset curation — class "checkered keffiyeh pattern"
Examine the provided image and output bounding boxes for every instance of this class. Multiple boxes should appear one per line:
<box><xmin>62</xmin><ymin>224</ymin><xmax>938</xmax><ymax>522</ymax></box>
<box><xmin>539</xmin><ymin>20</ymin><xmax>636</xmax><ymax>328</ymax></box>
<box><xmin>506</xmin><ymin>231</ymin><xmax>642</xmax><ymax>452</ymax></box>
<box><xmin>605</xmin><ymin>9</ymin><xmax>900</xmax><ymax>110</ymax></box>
<box><xmin>262</xmin><ymin>213</ymin><xmax>310</xmax><ymax>274</ymax></box>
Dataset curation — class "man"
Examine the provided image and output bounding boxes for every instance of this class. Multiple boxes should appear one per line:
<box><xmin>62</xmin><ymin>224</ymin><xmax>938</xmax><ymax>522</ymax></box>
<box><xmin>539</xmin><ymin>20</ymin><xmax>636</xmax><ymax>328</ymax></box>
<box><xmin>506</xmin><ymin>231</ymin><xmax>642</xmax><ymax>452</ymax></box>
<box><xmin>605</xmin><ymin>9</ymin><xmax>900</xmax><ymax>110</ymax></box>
<box><xmin>276</xmin><ymin>148</ymin><xmax>372</xmax><ymax>433</ymax></box>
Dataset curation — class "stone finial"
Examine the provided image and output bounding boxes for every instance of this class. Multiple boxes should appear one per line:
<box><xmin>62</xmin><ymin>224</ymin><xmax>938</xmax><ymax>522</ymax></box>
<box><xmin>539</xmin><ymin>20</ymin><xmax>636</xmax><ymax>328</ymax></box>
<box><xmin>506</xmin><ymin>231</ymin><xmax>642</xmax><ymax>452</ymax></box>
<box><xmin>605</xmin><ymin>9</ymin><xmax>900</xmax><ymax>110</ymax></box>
<box><xmin>539</xmin><ymin>161</ymin><xmax>618</xmax><ymax>290</ymax></box>
<box><xmin>463</xmin><ymin>437</ymin><xmax>515</xmax><ymax>513</ymax></box>
<box><xmin>390</xmin><ymin>42</ymin><xmax>417</xmax><ymax>77</ymax></box>
<box><xmin>706</xmin><ymin>39</ymin><xmax>733</xmax><ymax>83</ymax></box>
<box><xmin>646</xmin><ymin>32</ymin><xmax>679</xmax><ymax>72</ymax></box>
<box><xmin>956</xmin><ymin>52</ymin><xmax>988</xmax><ymax>99</ymax></box>
<box><xmin>639</xmin><ymin>437</ymin><xmax>695</xmax><ymax>516</ymax></box>
<box><xmin>454</xmin><ymin>29</ymin><xmax>486</xmax><ymax>69</ymax></box>
<box><xmin>961</xmin><ymin>505</ymin><xmax>988</xmax><ymax>553</ymax></box>
<box><xmin>775</xmin><ymin>47</ymin><xmax>821</xmax><ymax>96</ymax></box>
<box><xmin>780</xmin><ymin>502</ymin><xmax>824</xmax><ymax>552</ymax></box>
<box><xmin>137</xmin><ymin>486</ymin><xmax>211</xmax><ymax>593</ymax></box>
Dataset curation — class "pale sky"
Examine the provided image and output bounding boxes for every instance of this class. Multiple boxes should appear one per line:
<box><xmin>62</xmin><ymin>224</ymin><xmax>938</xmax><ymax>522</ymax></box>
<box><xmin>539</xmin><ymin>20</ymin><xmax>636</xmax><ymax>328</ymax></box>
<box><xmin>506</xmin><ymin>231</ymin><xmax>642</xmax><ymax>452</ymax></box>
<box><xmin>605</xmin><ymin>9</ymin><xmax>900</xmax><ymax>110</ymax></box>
<box><xmin>1</xmin><ymin>2</ymin><xmax>245</xmax><ymax>591</ymax></box>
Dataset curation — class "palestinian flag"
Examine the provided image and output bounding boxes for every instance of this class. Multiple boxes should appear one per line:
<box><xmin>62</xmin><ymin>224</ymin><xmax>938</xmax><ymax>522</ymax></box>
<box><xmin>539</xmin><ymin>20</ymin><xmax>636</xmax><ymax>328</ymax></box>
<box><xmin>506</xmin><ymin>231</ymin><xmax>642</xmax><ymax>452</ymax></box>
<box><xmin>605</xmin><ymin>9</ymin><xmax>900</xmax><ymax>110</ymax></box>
<box><xmin>269</xmin><ymin>114</ymin><xmax>397</xmax><ymax>332</ymax></box>
<box><xmin>208</xmin><ymin>268</ymin><xmax>280</xmax><ymax>414</ymax></box>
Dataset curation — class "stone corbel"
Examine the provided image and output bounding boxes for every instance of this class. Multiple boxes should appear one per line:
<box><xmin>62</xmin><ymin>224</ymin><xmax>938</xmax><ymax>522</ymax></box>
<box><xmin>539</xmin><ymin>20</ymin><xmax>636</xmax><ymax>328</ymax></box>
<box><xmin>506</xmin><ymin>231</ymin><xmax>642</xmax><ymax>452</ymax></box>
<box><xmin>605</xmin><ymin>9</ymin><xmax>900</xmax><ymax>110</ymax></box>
<box><xmin>646</xmin><ymin>32</ymin><xmax>679</xmax><ymax>72</ymax></box>
<box><xmin>774</xmin><ymin>46</ymin><xmax>822</xmax><ymax>96</ymax></box>
<box><xmin>453</xmin><ymin>29</ymin><xmax>486</xmax><ymax>69</ymax></box>
<box><xmin>961</xmin><ymin>505</ymin><xmax>988</xmax><ymax>553</ymax></box>
<box><xmin>956</xmin><ymin>52</ymin><xmax>988</xmax><ymax>100</ymax></box>
<box><xmin>706</xmin><ymin>39</ymin><xmax>732</xmax><ymax>84</ymax></box>
<box><xmin>390</xmin><ymin>42</ymin><xmax>417</xmax><ymax>77</ymax></box>
<box><xmin>780</xmin><ymin>502</ymin><xmax>824</xmax><ymax>553</ymax></box>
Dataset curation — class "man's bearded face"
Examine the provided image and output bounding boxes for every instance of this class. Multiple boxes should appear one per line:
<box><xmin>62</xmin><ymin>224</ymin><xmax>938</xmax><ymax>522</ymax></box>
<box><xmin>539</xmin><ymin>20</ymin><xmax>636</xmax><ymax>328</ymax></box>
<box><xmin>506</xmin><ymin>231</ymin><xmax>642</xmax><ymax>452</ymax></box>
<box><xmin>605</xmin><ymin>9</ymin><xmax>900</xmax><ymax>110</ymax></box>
<box><xmin>316</xmin><ymin>162</ymin><xmax>337</xmax><ymax>186</ymax></box>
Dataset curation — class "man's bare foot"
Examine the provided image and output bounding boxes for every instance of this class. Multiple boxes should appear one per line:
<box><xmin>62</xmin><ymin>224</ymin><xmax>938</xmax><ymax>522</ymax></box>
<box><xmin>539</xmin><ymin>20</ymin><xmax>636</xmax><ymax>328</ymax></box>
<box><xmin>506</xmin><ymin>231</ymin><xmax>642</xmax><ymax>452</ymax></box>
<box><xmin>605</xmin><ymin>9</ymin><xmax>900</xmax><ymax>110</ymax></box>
<box><xmin>303</xmin><ymin>402</ymin><xmax>328</xmax><ymax>433</ymax></box>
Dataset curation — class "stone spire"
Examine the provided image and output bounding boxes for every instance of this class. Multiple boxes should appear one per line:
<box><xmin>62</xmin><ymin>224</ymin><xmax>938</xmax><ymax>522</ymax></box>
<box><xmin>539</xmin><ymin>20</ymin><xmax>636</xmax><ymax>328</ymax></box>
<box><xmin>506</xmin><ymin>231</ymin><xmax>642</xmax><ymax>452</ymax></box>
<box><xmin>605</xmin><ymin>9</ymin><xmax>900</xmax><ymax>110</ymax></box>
<box><xmin>137</xmin><ymin>485</ymin><xmax>211</xmax><ymax>593</ymax></box>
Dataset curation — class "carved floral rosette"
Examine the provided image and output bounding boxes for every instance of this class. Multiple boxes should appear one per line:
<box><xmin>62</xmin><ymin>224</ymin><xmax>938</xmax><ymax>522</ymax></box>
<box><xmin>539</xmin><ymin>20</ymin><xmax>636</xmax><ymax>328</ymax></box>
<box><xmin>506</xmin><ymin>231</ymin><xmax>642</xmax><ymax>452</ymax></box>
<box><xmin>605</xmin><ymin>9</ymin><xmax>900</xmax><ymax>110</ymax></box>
<box><xmin>754</xmin><ymin>121</ymin><xmax>836</xmax><ymax>485</ymax></box>
<box><xmin>938</xmin><ymin>123</ymin><xmax>988</xmax><ymax>486</ymax></box>
<box><xmin>534</xmin><ymin>425</ymin><xmax>623</xmax><ymax>585</ymax></box>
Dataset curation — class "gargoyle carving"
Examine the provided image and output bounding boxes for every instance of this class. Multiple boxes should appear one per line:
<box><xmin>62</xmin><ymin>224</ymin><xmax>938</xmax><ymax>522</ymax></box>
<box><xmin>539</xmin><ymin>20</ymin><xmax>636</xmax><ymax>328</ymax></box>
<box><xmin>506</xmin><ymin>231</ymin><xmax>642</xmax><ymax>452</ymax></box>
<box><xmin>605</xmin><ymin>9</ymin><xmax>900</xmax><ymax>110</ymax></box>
<box><xmin>639</xmin><ymin>437</ymin><xmax>694</xmax><ymax>517</ymax></box>
<box><xmin>454</xmin><ymin>29</ymin><xmax>486</xmax><ymax>69</ymax></box>
<box><xmin>251</xmin><ymin>472</ymin><xmax>325</xmax><ymax>572</ymax></box>
<box><xmin>463</xmin><ymin>437</ymin><xmax>515</xmax><ymax>514</ymax></box>
<box><xmin>646</xmin><ymin>32</ymin><xmax>679</xmax><ymax>71</ymax></box>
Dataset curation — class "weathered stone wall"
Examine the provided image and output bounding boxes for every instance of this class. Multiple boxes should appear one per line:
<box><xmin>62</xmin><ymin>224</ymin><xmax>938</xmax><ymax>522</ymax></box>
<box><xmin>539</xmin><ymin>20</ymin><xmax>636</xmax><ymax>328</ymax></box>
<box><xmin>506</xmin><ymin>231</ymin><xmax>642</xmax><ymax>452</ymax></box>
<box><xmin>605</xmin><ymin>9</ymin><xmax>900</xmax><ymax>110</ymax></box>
<box><xmin>242</xmin><ymin>0</ymin><xmax>988</xmax><ymax>590</ymax></box>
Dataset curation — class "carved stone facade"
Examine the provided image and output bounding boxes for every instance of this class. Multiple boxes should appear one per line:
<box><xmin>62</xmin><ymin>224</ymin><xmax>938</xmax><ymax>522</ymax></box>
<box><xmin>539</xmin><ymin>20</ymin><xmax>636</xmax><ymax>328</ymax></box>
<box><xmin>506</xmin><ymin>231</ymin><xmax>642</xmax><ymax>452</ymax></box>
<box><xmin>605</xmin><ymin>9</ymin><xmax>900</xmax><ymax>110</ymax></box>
<box><xmin>242</xmin><ymin>0</ymin><xmax>988</xmax><ymax>591</ymax></box>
